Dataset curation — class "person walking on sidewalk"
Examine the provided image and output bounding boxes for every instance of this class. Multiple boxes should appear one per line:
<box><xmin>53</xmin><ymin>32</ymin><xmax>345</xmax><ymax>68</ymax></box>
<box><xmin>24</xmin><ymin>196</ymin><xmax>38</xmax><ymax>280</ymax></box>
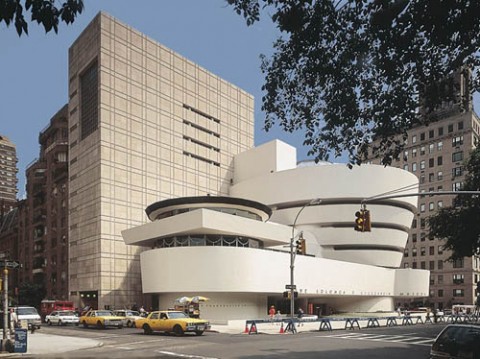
<box><xmin>269</xmin><ymin>305</ymin><xmax>276</xmax><ymax>320</ymax></box>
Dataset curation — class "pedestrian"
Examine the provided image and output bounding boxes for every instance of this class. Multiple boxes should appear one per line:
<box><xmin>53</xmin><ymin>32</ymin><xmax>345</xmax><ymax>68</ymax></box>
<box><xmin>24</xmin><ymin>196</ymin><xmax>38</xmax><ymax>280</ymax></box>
<box><xmin>9</xmin><ymin>308</ymin><xmax>18</xmax><ymax>332</ymax></box>
<box><xmin>297</xmin><ymin>307</ymin><xmax>304</xmax><ymax>319</ymax></box>
<box><xmin>269</xmin><ymin>305</ymin><xmax>276</xmax><ymax>319</ymax></box>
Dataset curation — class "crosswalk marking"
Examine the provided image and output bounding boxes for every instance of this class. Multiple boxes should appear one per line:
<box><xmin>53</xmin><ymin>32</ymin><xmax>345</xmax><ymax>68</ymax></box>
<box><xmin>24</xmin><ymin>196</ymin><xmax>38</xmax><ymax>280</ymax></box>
<box><xmin>317</xmin><ymin>333</ymin><xmax>435</xmax><ymax>347</ymax></box>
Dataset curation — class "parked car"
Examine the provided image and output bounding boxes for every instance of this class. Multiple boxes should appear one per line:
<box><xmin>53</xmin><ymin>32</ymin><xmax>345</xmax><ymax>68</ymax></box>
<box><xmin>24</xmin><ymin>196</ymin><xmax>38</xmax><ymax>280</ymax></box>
<box><xmin>135</xmin><ymin>310</ymin><xmax>210</xmax><ymax>336</ymax></box>
<box><xmin>45</xmin><ymin>310</ymin><xmax>79</xmax><ymax>326</ymax></box>
<box><xmin>430</xmin><ymin>324</ymin><xmax>480</xmax><ymax>358</ymax></box>
<box><xmin>79</xmin><ymin>310</ymin><xmax>123</xmax><ymax>329</ymax></box>
<box><xmin>14</xmin><ymin>306</ymin><xmax>42</xmax><ymax>330</ymax></box>
<box><xmin>112</xmin><ymin>310</ymin><xmax>142</xmax><ymax>328</ymax></box>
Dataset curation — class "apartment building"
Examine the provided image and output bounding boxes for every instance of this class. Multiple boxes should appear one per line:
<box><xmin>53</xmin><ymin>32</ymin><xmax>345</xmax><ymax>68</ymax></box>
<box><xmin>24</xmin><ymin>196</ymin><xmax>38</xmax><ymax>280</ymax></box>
<box><xmin>67</xmin><ymin>12</ymin><xmax>254</xmax><ymax>310</ymax></box>
<box><xmin>370</xmin><ymin>73</ymin><xmax>480</xmax><ymax>310</ymax></box>
<box><xmin>18</xmin><ymin>105</ymin><xmax>70</xmax><ymax>300</ymax></box>
<box><xmin>0</xmin><ymin>134</ymin><xmax>18</xmax><ymax>216</ymax></box>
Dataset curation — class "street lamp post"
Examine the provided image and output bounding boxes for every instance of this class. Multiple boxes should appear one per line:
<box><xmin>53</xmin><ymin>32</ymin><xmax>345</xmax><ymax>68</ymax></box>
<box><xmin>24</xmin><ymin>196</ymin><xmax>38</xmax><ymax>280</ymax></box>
<box><xmin>290</xmin><ymin>198</ymin><xmax>321</xmax><ymax>323</ymax></box>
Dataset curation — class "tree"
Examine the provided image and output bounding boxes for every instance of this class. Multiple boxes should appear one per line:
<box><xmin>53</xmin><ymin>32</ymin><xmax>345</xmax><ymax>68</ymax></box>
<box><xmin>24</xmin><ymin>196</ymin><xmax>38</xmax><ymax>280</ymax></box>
<box><xmin>227</xmin><ymin>0</ymin><xmax>480</xmax><ymax>166</ymax></box>
<box><xmin>428</xmin><ymin>147</ymin><xmax>480</xmax><ymax>260</ymax></box>
<box><xmin>18</xmin><ymin>281</ymin><xmax>46</xmax><ymax>308</ymax></box>
<box><xmin>0</xmin><ymin>0</ymin><xmax>84</xmax><ymax>36</ymax></box>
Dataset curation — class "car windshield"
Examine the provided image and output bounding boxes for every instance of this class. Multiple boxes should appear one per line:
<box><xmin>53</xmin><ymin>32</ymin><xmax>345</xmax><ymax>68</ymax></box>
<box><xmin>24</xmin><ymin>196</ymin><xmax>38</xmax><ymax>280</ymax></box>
<box><xmin>59</xmin><ymin>311</ymin><xmax>76</xmax><ymax>316</ymax></box>
<box><xmin>128</xmin><ymin>311</ymin><xmax>140</xmax><ymax>316</ymax></box>
<box><xmin>433</xmin><ymin>326</ymin><xmax>480</xmax><ymax>354</ymax></box>
<box><xmin>17</xmin><ymin>307</ymin><xmax>38</xmax><ymax>315</ymax></box>
<box><xmin>167</xmin><ymin>312</ymin><xmax>189</xmax><ymax>319</ymax></box>
<box><xmin>96</xmin><ymin>311</ymin><xmax>114</xmax><ymax>316</ymax></box>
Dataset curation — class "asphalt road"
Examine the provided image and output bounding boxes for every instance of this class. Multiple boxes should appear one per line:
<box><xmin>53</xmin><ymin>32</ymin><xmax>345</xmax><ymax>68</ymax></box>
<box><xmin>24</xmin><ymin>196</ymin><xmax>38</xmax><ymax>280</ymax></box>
<box><xmin>25</xmin><ymin>322</ymin><xmax>447</xmax><ymax>358</ymax></box>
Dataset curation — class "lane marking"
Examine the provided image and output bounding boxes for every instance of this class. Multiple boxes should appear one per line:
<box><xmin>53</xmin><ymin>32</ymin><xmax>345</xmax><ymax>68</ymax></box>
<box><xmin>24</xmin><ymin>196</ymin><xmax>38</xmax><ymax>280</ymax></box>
<box><xmin>156</xmin><ymin>350</ymin><xmax>219</xmax><ymax>359</ymax></box>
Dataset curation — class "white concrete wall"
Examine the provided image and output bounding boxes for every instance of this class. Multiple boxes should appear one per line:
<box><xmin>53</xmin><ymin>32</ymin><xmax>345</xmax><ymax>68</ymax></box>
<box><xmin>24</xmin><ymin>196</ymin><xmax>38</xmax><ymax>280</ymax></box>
<box><xmin>233</xmin><ymin>140</ymin><xmax>297</xmax><ymax>184</ymax></box>
<box><xmin>139</xmin><ymin>246</ymin><xmax>429</xmax><ymax>318</ymax></box>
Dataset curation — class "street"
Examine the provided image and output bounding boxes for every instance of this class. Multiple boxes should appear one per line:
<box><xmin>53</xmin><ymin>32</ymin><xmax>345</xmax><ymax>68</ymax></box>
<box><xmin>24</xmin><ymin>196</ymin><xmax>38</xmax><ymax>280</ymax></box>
<box><xmin>20</xmin><ymin>322</ymin><xmax>447</xmax><ymax>358</ymax></box>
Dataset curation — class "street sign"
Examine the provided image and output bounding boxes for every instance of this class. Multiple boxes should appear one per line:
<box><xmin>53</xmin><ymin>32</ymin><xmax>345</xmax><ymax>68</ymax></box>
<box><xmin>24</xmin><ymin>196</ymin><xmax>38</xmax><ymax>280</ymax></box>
<box><xmin>285</xmin><ymin>284</ymin><xmax>296</xmax><ymax>289</ymax></box>
<box><xmin>0</xmin><ymin>260</ymin><xmax>21</xmax><ymax>269</ymax></box>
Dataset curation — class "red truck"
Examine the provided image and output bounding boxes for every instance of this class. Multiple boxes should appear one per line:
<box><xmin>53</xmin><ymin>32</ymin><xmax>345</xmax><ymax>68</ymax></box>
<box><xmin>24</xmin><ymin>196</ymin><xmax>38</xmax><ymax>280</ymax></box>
<box><xmin>40</xmin><ymin>299</ymin><xmax>75</xmax><ymax>321</ymax></box>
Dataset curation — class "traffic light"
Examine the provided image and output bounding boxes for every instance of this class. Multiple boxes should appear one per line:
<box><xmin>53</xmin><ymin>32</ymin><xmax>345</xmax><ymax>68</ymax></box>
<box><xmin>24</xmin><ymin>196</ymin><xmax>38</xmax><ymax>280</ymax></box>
<box><xmin>354</xmin><ymin>210</ymin><xmax>365</xmax><ymax>232</ymax></box>
<box><xmin>354</xmin><ymin>209</ymin><xmax>371</xmax><ymax>232</ymax></box>
<box><xmin>296</xmin><ymin>238</ymin><xmax>306</xmax><ymax>255</ymax></box>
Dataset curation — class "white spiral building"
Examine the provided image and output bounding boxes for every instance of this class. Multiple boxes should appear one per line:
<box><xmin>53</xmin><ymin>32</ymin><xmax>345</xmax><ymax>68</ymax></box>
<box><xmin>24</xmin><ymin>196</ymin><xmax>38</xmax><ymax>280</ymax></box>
<box><xmin>122</xmin><ymin>140</ymin><xmax>429</xmax><ymax>323</ymax></box>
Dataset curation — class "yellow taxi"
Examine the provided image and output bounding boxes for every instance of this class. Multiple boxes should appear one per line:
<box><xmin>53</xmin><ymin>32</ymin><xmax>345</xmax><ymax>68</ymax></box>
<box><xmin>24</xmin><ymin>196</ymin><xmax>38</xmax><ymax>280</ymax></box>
<box><xmin>79</xmin><ymin>310</ymin><xmax>124</xmax><ymax>329</ymax></box>
<box><xmin>135</xmin><ymin>310</ymin><xmax>210</xmax><ymax>336</ymax></box>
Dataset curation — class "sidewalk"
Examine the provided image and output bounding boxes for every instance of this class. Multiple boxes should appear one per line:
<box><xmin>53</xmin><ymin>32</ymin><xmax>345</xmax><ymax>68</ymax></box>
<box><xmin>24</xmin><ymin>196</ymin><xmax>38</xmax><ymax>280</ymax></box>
<box><xmin>1</xmin><ymin>332</ymin><xmax>102</xmax><ymax>356</ymax></box>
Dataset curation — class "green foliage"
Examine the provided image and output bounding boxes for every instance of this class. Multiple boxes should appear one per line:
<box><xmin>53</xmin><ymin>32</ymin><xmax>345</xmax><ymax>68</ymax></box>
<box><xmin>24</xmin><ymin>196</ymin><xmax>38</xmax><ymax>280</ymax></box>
<box><xmin>428</xmin><ymin>147</ymin><xmax>480</xmax><ymax>260</ymax></box>
<box><xmin>18</xmin><ymin>281</ymin><xmax>46</xmax><ymax>308</ymax></box>
<box><xmin>0</xmin><ymin>0</ymin><xmax>84</xmax><ymax>36</ymax></box>
<box><xmin>227</xmin><ymin>0</ymin><xmax>480</xmax><ymax>165</ymax></box>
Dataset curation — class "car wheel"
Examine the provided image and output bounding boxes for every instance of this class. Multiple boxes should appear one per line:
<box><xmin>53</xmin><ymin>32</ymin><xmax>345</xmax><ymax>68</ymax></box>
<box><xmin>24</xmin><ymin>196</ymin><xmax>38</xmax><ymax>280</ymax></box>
<box><xmin>82</xmin><ymin>321</ymin><xmax>88</xmax><ymax>328</ymax></box>
<box><xmin>126</xmin><ymin>320</ymin><xmax>132</xmax><ymax>328</ymax></box>
<box><xmin>173</xmin><ymin>325</ymin><xmax>184</xmax><ymax>336</ymax></box>
<box><xmin>96</xmin><ymin>321</ymin><xmax>104</xmax><ymax>329</ymax></box>
<box><xmin>47</xmin><ymin>320</ymin><xmax>52</xmax><ymax>326</ymax></box>
<box><xmin>195</xmin><ymin>330</ymin><xmax>204</xmax><ymax>336</ymax></box>
<box><xmin>143</xmin><ymin>324</ymin><xmax>152</xmax><ymax>335</ymax></box>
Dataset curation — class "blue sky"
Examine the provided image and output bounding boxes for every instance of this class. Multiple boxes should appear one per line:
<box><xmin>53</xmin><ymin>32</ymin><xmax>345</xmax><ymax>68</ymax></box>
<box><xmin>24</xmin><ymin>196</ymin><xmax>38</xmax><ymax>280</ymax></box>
<box><xmin>0</xmin><ymin>0</ymin><xmax>320</xmax><ymax>198</ymax></box>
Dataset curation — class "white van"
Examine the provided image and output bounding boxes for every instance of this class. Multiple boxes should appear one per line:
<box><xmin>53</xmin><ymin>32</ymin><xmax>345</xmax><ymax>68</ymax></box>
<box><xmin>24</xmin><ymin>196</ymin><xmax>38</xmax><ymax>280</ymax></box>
<box><xmin>15</xmin><ymin>306</ymin><xmax>42</xmax><ymax>329</ymax></box>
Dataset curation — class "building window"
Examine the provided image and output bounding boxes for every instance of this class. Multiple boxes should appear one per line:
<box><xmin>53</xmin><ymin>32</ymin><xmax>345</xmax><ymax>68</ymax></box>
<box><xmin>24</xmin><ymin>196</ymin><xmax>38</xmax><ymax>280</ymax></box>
<box><xmin>438</xmin><ymin>274</ymin><xmax>443</xmax><ymax>284</ymax></box>
<box><xmin>438</xmin><ymin>260</ymin><xmax>443</xmax><ymax>270</ymax></box>
<box><xmin>412</xmin><ymin>148</ymin><xmax>417</xmax><ymax>157</ymax></box>
<box><xmin>453</xmin><ymin>274</ymin><xmax>465</xmax><ymax>284</ymax></box>
<box><xmin>412</xmin><ymin>219</ymin><xmax>417</xmax><ymax>228</ymax></box>
<box><xmin>404</xmin><ymin>263</ymin><xmax>409</xmax><ymax>268</ymax></box>
<box><xmin>448</xmin><ymin>124</ymin><xmax>454</xmax><ymax>133</ymax></box>
<box><xmin>412</xmin><ymin>262</ymin><xmax>417</xmax><ymax>269</ymax></box>
<box><xmin>420</xmin><ymin>203</ymin><xmax>425</xmax><ymax>212</ymax></box>
<box><xmin>420</xmin><ymin>160</ymin><xmax>426</xmax><ymax>170</ymax></box>
<box><xmin>429</xmin><ymin>173</ymin><xmax>434</xmax><ymax>182</ymax></box>
<box><xmin>438</xmin><ymin>127</ymin><xmax>444</xmax><ymax>136</ymax></box>
<box><xmin>437</xmin><ymin>141</ymin><xmax>443</xmax><ymax>151</ymax></box>
<box><xmin>421</xmin><ymin>218</ymin><xmax>426</xmax><ymax>228</ymax></box>
<box><xmin>412</xmin><ymin>162</ymin><xmax>417</xmax><ymax>172</ymax></box>
<box><xmin>420</xmin><ymin>132</ymin><xmax>425</xmax><ymax>141</ymax></box>
<box><xmin>453</xmin><ymin>289</ymin><xmax>464</xmax><ymax>297</ymax></box>
<box><xmin>429</xmin><ymin>202</ymin><xmax>434</xmax><ymax>211</ymax></box>
<box><xmin>404</xmin><ymin>150</ymin><xmax>409</xmax><ymax>160</ymax></box>
<box><xmin>412</xmin><ymin>135</ymin><xmax>417</xmax><ymax>143</ymax></box>
<box><xmin>458</xmin><ymin>121</ymin><xmax>464</xmax><ymax>130</ymax></box>
<box><xmin>452</xmin><ymin>182</ymin><xmax>462</xmax><ymax>191</ymax></box>
<box><xmin>404</xmin><ymin>249</ymin><xmax>409</xmax><ymax>257</ymax></box>
<box><xmin>420</xmin><ymin>232</ymin><xmax>426</xmax><ymax>241</ymax></box>
<box><xmin>452</xmin><ymin>166</ymin><xmax>463</xmax><ymax>177</ymax></box>
<box><xmin>421</xmin><ymin>247</ymin><xmax>426</xmax><ymax>256</ymax></box>
<box><xmin>437</xmin><ymin>156</ymin><xmax>443</xmax><ymax>166</ymax></box>
<box><xmin>420</xmin><ymin>174</ymin><xmax>425</xmax><ymax>184</ymax></box>
<box><xmin>420</xmin><ymin>146</ymin><xmax>426</xmax><ymax>155</ymax></box>
<box><xmin>403</xmin><ymin>164</ymin><xmax>409</xmax><ymax>171</ymax></box>
<box><xmin>429</xmin><ymin>158</ymin><xmax>434</xmax><ymax>168</ymax></box>
<box><xmin>429</xmin><ymin>144</ymin><xmax>434</xmax><ymax>154</ymax></box>
<box><xmin>421</xmin><ymin>261</ymin><xmax>426</xmax><ymax>269</ymax></box>
<box><xmin>429</xmin><ymin>130</ymin><xmax>434</xmax><ymax>139</ymax></box>
<box><xmin>437</xmin><ymin>171</ymin><xmax>443</xmax><ymax>180</ymax></box>
<box><xmin>429</xmin><ymin>246</ymin><xmax>434</xmax><ymax>255</ymax></box>
<box><xmin>452</xmin><ymin>135</ymin><xmax>464</xmax><ymax>147</ymax></box>
<box><xmin>429</xmin><ymin>261</ymin><xmax>435</xmax><ymax>270</ymax></box>
<box><xmin>412</xmin><ymin>248</ymin><xmax>417</xmax><ymax>257</ymax></box>
<box><xmin>437</xmin><ymin>185</ymin><xmax>443</xmax><ymax>191</ymax></box>
<box><xmin>430</xmin><ymin>276</ymin><xmax>435</xmax><ymax>285</ymax></box>
<box><xmin>452</xmin><ymin>151</ymin><xmax>463</xmax><ymax>162</ymax></box>
<box><xmin>437</xmin><ymin>200</ymin><xmax>443</xmax><ymax>209</ymax></box>
<box><xmin>438</xmin><ymin>289</ymin><xmax>444</xmax><ymax>297</ymax></box>
<box><xmin>80</xmin><ymin>60</ymin><xmax>99</xmax><ymax>140</ymax></box>
<box><xmin>453</xmin><ymin>258</ymin><xmax>464</xmax><ymax>268</ymax></box>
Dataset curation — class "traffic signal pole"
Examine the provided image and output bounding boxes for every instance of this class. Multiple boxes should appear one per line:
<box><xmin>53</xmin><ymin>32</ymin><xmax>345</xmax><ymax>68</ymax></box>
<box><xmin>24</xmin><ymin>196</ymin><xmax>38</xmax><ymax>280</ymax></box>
<box><xmin>289</xmin><ymin>198</ymin><xmax>321</xmax><ymax>325</ymax></box>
